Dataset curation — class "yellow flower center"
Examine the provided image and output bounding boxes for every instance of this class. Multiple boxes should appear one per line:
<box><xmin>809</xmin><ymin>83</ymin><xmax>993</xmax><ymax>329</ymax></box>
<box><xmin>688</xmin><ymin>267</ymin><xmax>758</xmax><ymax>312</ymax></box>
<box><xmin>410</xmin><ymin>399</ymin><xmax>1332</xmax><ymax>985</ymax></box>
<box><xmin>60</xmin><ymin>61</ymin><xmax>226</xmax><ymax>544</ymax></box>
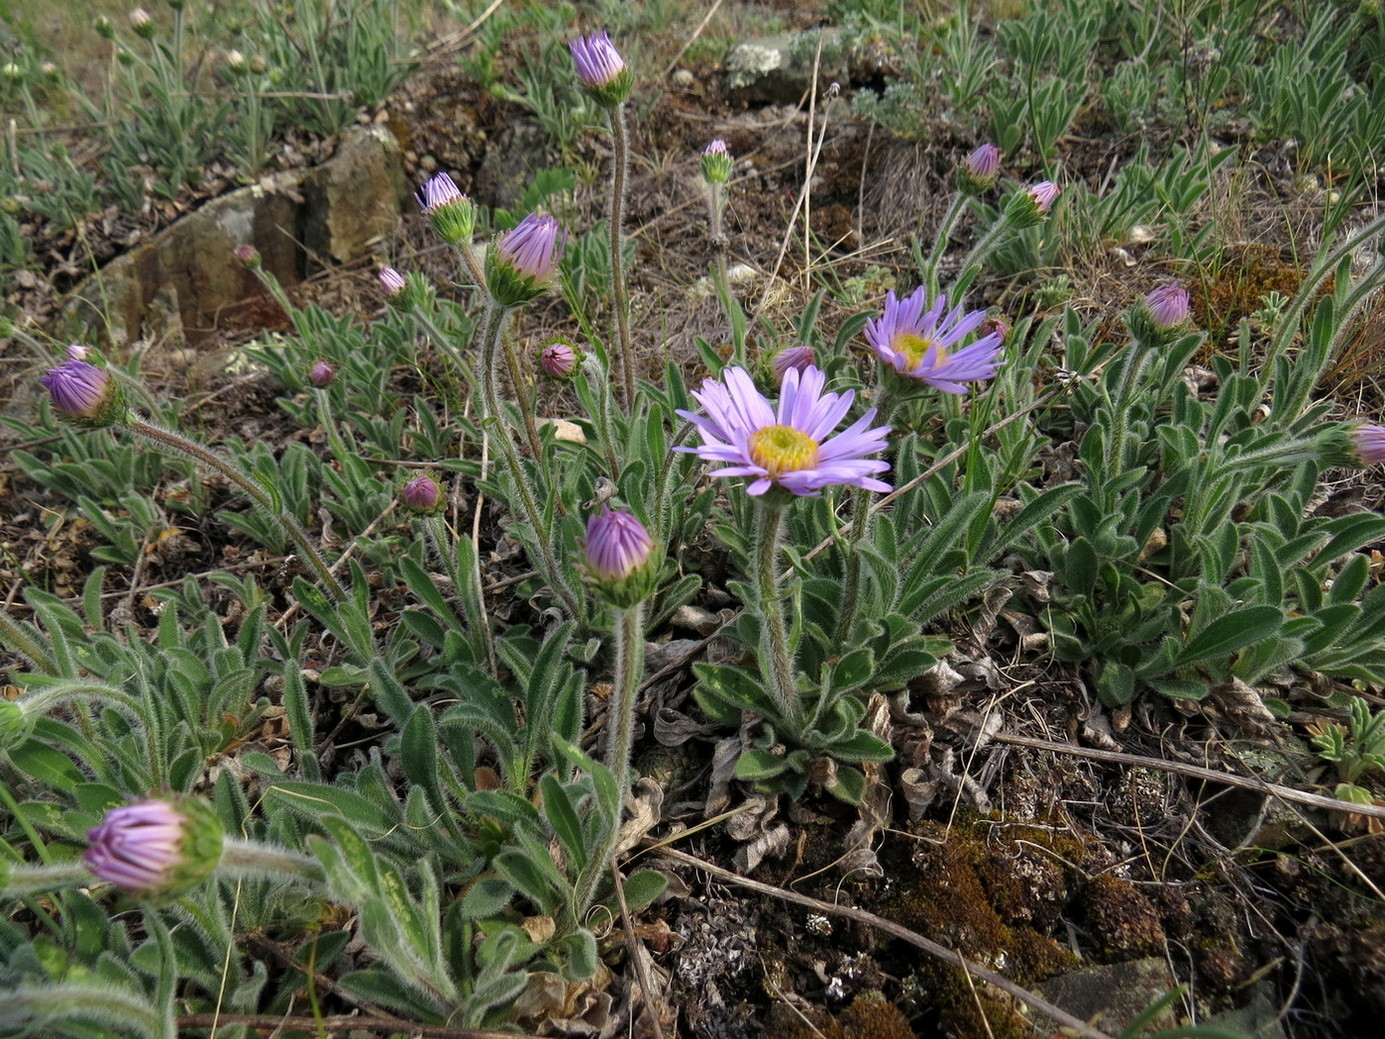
<box><xmin>749</xmin><ymin>424</ymin><xmax>821</xmax><ymax>476</ymax></box>
<box><xmin>893</xmin><ymin>331</ymin><xmax>948</xmax><ymax>370</ymax></box>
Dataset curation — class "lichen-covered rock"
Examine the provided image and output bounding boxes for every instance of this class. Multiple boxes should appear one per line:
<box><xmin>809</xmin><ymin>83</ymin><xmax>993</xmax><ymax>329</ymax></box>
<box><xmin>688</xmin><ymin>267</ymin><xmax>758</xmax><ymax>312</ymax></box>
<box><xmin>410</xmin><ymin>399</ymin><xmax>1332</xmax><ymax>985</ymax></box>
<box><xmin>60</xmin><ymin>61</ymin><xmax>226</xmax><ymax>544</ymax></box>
<box><xmin>62</xmin><ymin>127</ymin><xmax>406</xmax><ymax>348</ymax></box>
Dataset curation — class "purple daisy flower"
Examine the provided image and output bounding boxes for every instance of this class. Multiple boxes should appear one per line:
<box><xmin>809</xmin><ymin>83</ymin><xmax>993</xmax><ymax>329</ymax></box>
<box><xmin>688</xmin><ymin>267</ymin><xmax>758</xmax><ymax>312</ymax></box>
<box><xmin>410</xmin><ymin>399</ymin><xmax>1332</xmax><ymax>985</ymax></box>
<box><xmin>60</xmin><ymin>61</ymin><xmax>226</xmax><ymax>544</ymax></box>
<box><xmin>676</xmin><ymin>366</ymin><xmax>890</xmax><ymax>497</ymax></box>
<box><xmin>378</xmin><ymin>267</ymin><xmax>406</xmax><ymax>297</ymax></box>
<box><xmin>307</xmin><ymin>360</ymin><xmax>335</xmax><ymax>388</ymax></box>
<box><xmin>864</xmin><ymin>288</ymin><xmax>1004</xmax><ymax>394</ymax></box>
<box><xmin>415</xmin><ymin>172</ymin><xmax>474</xmax><ymax>244</ymax></box>
<box><xmin>701</xmin><ymin>139</ymin><xmax>732</xmax><ymax>184</ymax></box>
<box><xmin>487</xmin><ymin>213</ymin><xmax>567</xmax><ymax>306</ymax></box>
<box><xmin>1028</xmin><ymin>180</ymin><xmax>1060</xmax><ymax>214</ymax></box>
<box><xmin>540</xmin><ymin>339</ymin><xmax>579</xmax><ymax>378</ymax></box>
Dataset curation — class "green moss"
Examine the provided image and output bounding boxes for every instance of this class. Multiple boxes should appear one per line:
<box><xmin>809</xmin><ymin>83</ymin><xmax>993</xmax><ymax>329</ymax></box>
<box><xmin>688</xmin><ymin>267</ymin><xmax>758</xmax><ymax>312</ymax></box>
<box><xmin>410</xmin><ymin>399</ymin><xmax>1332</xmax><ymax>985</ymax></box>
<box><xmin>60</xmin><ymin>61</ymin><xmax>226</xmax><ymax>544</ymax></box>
<box><xmin>879</xmin><ymin>817</ymin><xmax>1083</xmax><ymax>1038</ymax></box>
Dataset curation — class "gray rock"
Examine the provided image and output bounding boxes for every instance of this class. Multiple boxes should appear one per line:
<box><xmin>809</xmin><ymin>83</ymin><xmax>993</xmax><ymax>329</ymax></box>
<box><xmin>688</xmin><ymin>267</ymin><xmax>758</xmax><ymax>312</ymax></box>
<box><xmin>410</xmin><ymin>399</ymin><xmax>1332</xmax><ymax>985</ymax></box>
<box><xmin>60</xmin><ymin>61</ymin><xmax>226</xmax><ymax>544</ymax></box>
<box><xmin>62</xmin><ymin>126</ymin><xmax>407</xmax><ymax>348</ymax></box>
<box><xmin>1036</xmin><ymin>958</ymin><xmax>1177</xmax><ymax>1034</ymax></box>
<box><xmin>726</xmin><ymin>29</ymin><xmax>847</xmax><ymax>106</ymax></box>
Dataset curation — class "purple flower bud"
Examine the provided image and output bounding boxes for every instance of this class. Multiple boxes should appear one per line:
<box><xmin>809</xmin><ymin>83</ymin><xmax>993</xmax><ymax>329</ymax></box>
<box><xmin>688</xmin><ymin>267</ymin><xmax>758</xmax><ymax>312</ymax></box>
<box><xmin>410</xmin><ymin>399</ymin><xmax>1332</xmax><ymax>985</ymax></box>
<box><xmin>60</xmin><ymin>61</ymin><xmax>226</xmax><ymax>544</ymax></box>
<box><xmin>771</xmin><ymin>344</ymin><xmax>816</xmax><ymax>384</ymax></box>
<box><xmin>1353</xmin><ymin>424</ymin><xmax>1385</xmax><ymax>465</ymax></box>
<box><xmin>980</xmin><ymin>313</ymin><xmax>1010</xmax><ymax>343</ymax></box>
<box><xmin>307</xmin><ymin>360</ymin><xmax>335</xmax><ymax>388</ymax></box>
<box><xmin>486</xmin><ymin>213</ymin><xmax>567</xmax><ymax>307</ymax></box>
<box><xmin>84</xmin><ymin>797</ymin><xmax>223</xmax><ymax>897</ymax></box>
<box><xmin>1145</xmin><ymin>282</ymin><xmax>1191</xmax><ymax>330</ymax></box>
<box><xmin>234</xmin><ymin>244</ymin><xmax>261</xmax><ymax>269</ymax></box>
<box><xmin>701</xmin><ymin>139</ymin><xmax>733</xmax><ymax>185</ymax></box>
<box><xmin>966</xmin><ymin>143</ymin><xmax>1000</xmax><ymax>180</ymax></box>
<box><xmin>540</xmin><ymin>339</ymin><xmax>579</xmax><ymax>379</ymax></box>
<box><xmin>40</xmin><ymin>351</ymin><xmax>124</xmax><ymax>426</ymax></box>
<box><xmin>958</xmin><ymin>143</ymin><xmax>1001</xmax><ymax>193</ymax></box>
<box><xmin>378</xmin><ymin>266</ymin><xmax>406</xmax><ymax>297</ymax></box>
<box><xmin>1028</xmin><ymin>180</ymin><xmax>1060</xmax><ymax>215</ymax></box>
<box><xmin>401</xmin><ymin>474</ymin><xmax>443</xmax><ymax>514</ymax></box>
<box><xmin>415</xmin><ymin>172</ymin><xmax>475</xmax><ymax>245</ymax></box>
<box><xmin>1004</xmin><ymin>180</ymin><xmax>1061</xmax><ymax>228</ymax></box>
<box><xmin>569</xmin><ymin>32</ymin><xmax>633</xmax><ymax>107</ymax></box>
<box><xmin>584</xmin><ymin>508</ymin><xmax>656</xmax><ymax>607</ymax></box>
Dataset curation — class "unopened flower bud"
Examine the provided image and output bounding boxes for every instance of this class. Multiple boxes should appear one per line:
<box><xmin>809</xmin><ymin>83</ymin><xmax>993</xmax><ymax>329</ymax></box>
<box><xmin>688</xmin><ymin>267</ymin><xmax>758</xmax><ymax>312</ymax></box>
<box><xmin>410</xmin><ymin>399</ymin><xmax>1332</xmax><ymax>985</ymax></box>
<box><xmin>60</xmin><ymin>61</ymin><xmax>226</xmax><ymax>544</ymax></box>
<box><xmin>234</xmin><ymin>244</ymin><xmax>261</xmax><ymax>268</ymax></box>
<box><xmin>957</xmin><ymin>142</ymin><xmax>1000</xmax><ymax>194</ymax></box>
<box><xmin>980</xmin><ymin>313</ymin><xmax>1010</xmax><ymax>343</ymax></box>
<box><xmin>96</xmin><ymin>16</ymin><xmax>115</xmax><ymax>39</ymax></box>
<box><xmin>569</xmin><ymin>31</ymin><xmax>633</xmax><ymax>108</ymax></box>
<box><xmin>248</xmin><ymin>55</ymin><xmax>268</xmax><ymax>75</ymax></box>
<box><xmin>401</xmin><ymin>474</ymin><xmax>443</xmax><ymax>514</ymax></box>
<box><xmin>378</xmin><ymin>266</ymin><xmax>406</xmax><ymax>297</ymax></box>
<box><xmin>1004</xmin><ymin>179</ymin><xmax>1060</xmax><ymax>228</ymax></box>
<box><xmin>540</xmin><ymin>338</ymin><xmax>579</xmax><ymax>379</ymax></box>
<box><xmin>84</xmin><ymin>797</ymin><xmax>224</xmax><ymax>899</ymax></box>
<box><xmin>1128</xmin><ymin>281</ymin><xmax>1193</xmax><ymax>344</ymax></box>
<box><xmin>1145</xmin><ymin>282</ymin><xmax>1191</xmax><ymax>330</ymax></box>
<box><xmin>583</xmin><ymin>507</ymin><xmax>658</xmax><ymax>607</ymax></box>
<box><xmin>129</xmin><ymin>8</ymin><xmax>155</xmax><ymax>38</ymax></box>
<box><xmin>771</xmin><ymin>344</ymin><xmax>815</xmax><ymax>384</ymax></box>
<box><xmin>701</xmin><ymin>139</ymin><xmax>732</xmax><ymax>185</ymax></box>
<box><xmin>307</xmin><ymin>360</ymin><xmax>335</xmax><ymax>388</ymax></box>
<box><xmin>1</xmin><ymin>63</ymin><xmax>21</xmax><ymax>83</ymax></box>
<box><xmin>1352</xmin><ymin>423</ymin><xmax>1385</xmax><ymax>466</ymax></box>
<box><xmin>40</xmin><ymin>62</ymin><xmax>60</xmax><ymax>81</ymax></box>
<box><xmin>486</xmin><ymin>213</ymin><xmax>567</xmax><ymax>307</ymax></box>
<box><xmin>225</xmin><ymin>49</ymin><xmax>247</xmax><ymax>73</ymax></box>
<box><xmin>40</xmin><ymin>346</ymin><xmax>126</xmax><ymax>427</ymax></box>
<box><xmin>415</xmin><ymin>172</ymin><xmax>475</xmax><ymax>246</ymax></box>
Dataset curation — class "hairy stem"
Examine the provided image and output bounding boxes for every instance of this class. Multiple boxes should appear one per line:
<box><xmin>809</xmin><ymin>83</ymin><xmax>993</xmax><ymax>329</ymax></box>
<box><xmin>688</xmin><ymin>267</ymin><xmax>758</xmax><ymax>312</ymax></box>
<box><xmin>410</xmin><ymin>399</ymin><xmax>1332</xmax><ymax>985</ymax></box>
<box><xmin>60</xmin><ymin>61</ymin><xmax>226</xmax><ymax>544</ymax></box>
<box><xmin>753</xmin><ymin>497</ymin><xmax>800</xmax><ymax>726</ymax></box>
<box><xmin>573</xmin><ymin>603</ymin><xmax>646</xmax><ymax>917</ymax></box>
<box><xmin>476</xmin><ymin>303</ymin><xmax>583</xmax><ymax>622</ymax></box>
<box><xmin>220</xmin><ymin>838</ymin><xmax>327</xmax><ymax>888</ymax></box>
<box><xmin>921</xmin><ymin>191</ymin><xmax>968</xmax><ymax>300</ymax></box>
<box><xmin>500</xmin><ymin>325</ymin><xmax>545</xmax><ymax>464</ymax></box>
<box><xmin>124</xmin><ymin>418</ymin><xmax>346</xmax><ymax>602</ymax></box>
<box><xmin>608</xmin><ymin>103</ymin><xmax>636</xmax><ymax>410</ymax></box>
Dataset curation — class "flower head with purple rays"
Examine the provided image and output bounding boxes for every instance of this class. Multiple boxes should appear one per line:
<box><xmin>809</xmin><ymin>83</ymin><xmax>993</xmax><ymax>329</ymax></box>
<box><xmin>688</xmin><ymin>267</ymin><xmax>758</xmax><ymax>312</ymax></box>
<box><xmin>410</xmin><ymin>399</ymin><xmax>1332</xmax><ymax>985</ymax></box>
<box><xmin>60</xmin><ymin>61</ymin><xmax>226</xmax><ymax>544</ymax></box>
<box><xmin>676</xmin><ymin>366</ymin><xmax>890</xmax><ymax>497</ymax></box>
<box><xmin>864</xmin><ymin>288</ymin><xmax>1004</xmax><ymax>394</ymax></box>
<box><xmin>84</xmin><ymin>799</ymin><xmax>185</xmax><ymax>892</ymax></box>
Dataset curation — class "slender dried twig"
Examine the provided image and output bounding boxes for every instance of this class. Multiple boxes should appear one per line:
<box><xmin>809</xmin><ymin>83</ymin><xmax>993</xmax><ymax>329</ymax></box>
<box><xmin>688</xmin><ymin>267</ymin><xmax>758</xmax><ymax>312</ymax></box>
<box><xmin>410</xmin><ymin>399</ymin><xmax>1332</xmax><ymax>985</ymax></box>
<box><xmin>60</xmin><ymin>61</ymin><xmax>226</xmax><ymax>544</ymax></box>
<box><xmin>991</xmin><ymin>732</ymin><xmax>1385</xmax><ymax>821</ymax></box>
<box><xmin>176</xmin><ymin>1015</ymin><xmax>531</xmax><ymax>1038</ymax></box>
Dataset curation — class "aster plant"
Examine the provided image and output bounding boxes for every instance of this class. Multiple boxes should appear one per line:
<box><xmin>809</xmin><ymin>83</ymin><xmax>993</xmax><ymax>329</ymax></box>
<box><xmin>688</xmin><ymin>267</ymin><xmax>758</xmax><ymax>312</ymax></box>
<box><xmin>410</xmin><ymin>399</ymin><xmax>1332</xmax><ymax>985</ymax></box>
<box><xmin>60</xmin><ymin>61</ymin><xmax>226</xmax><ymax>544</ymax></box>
<box><xmin>678</xmin><ymin>367</ymin><xmax>894</xmax><ymax>800</ymax></box>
